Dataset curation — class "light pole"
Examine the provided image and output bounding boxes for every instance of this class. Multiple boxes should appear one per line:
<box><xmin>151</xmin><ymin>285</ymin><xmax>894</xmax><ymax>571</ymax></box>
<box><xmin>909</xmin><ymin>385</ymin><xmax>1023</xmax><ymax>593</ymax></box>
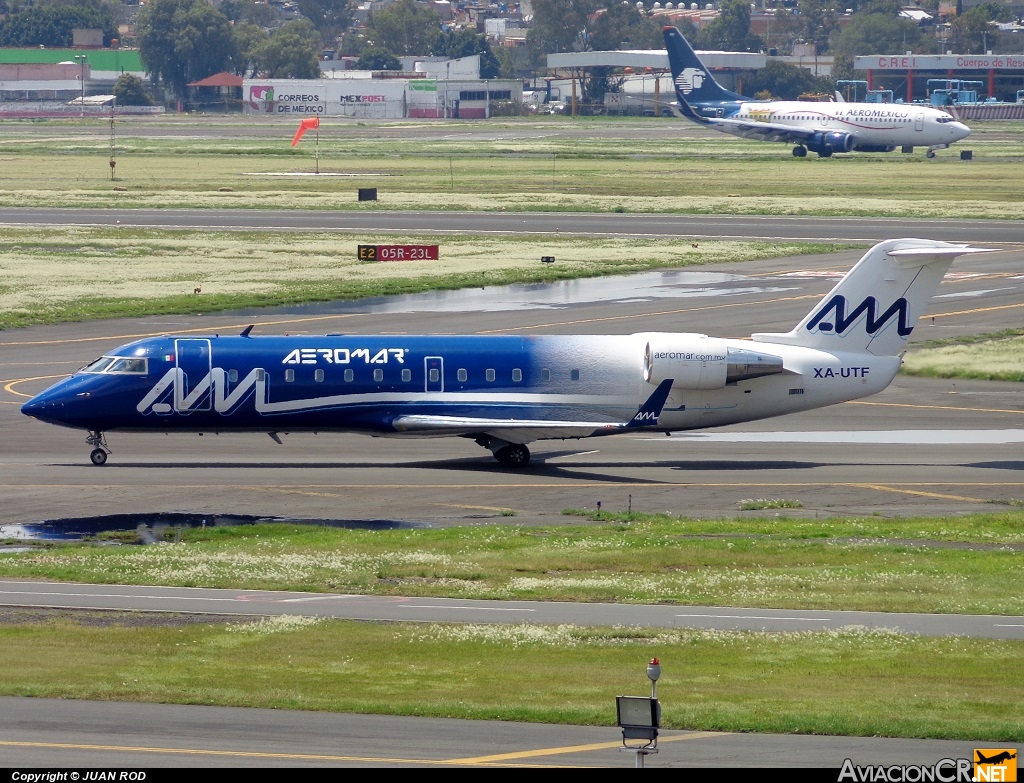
<box><xmin>73</xmin><ymin>55</ymin><xmax>87</xmax><ymax>117</ymax></box>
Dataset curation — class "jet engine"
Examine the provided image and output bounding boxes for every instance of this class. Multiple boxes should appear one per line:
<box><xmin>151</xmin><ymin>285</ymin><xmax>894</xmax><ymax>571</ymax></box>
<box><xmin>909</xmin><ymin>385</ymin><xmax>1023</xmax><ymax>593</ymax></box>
<box><xmin>643</xmin><ymin>336</ymin><xmax>785</xmax><ymax>390</ymax></box>
<box><xmin>807</xmin><ymin>131</ymin><xmax>855</xmax><ymax>155</ymax></box>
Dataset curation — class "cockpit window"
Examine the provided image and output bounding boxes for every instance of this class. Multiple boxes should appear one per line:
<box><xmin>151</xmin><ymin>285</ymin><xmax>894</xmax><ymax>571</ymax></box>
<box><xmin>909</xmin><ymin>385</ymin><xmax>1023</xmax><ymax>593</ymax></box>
<box><xmin>81</xmin><ymin>356</ymin><xmax>116</xmax><ymax>373</ymax></box>
<box><xmin>81</xmin><ymin>356</ymin><xmax>148</xmax><ymax>375</ymax></box>
<box><xmin>107</xmin><ymin>357</ymin><xmax>148</xmax><ymax>374</ymax></box>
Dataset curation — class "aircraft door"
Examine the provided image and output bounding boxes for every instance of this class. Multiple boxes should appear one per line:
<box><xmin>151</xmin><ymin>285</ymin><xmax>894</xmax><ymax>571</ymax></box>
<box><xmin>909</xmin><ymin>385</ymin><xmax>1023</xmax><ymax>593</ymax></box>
<box><xmin>424</xmin><ymin>356</ymin><xmax>444</xmax><ymax>392</ymax></box>
<box><xmin>915</xmin><ymin>113</ymin><xmax>924</xmax><ymax>131</ymax></box>
<box><xmin>175</xmin><ymin>338</ymin><xmax>212</xmax><ymax>411</ymax></box>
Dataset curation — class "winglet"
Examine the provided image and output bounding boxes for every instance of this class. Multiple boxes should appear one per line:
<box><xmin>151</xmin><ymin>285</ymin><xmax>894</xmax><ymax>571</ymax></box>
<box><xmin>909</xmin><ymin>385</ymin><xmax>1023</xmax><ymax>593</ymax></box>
<box><xmin>625</xmin><ymin>378</ymin><xmax>673</xmax><ymax>429</ymax></box>
<box><xmin>673</xmin><ymin>87</ymin><xmax>708</xmax><ymax>123</ymax></box>
<box><xmin>240</xmin><ymin>325</ymin><xmax>255</xmax><ymax>338</ymax></box>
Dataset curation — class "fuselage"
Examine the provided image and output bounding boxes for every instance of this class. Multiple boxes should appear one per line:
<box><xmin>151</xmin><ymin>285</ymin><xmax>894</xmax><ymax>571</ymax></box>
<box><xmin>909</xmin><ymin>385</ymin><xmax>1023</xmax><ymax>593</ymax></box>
<box><xmin>719</xmin><ymin>100</ymin><xmax>969</xmax><ymax>150</ymax></box>
<box><xmin>21</xmin><ymin>332</ymin><xmax>902</xmax><ymax>438</ymax></box>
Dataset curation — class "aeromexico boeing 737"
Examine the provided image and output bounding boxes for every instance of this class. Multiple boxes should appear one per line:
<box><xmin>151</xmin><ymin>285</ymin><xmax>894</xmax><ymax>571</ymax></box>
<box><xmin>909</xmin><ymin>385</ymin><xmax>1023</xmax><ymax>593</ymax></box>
<box><xmin>663</xmin><ymin>26</ymin><xmax>971</xmax><ymax>158</ymax></box>
<box><xmin>22</xmin><ymin>239</ymin><xmax>987</xmax><ymax>468</ymax></box>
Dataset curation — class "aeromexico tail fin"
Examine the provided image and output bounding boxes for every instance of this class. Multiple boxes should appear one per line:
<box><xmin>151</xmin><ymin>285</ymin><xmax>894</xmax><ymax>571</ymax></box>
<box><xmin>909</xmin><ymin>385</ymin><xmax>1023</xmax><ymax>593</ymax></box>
<box><xmin>663</xmin><ymin>26</ymin><xmax>748</xmax><ymax>110</ymax></box>
<box><xmin>751</xmin><ymin>239</ymin><xmax>993</xmax><ymax>356</ymax></box>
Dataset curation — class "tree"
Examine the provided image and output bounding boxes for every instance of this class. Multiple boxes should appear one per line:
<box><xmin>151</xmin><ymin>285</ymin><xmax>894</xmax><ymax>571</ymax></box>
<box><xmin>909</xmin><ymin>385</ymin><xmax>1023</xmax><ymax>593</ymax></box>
<box><xmin>231</xmin><ymin>22</ymin><xmax>270</xmax><ymax>78</ymax></box>
<box><xmin>525</xmin><ymin>1</ymin><xmax>667</xmax><ymax>107</ymax></box>
<box><xmin>220</xmin><ymin>0</ymin><xmax>279</xmax><ymax>27</ymax></box>
<box><xmin>795</xmin><ymin>0</ymin><xmax>842</xmax><ymax>54</ymax></box>
<box><xmin>355</xmin><ymin>48</ymin><xmax>401</xmax><ymax>71</ymax></box>
<box><xmin>112</xmin><ymin>73</ymin><xmax>155</xmax><ymax>106</ymax></box>
<box><xmin>296</xmin><ymin>0</ymin><xmax>353</xmax><ymax>48</ymax></box>
<box><xmin>588</xmin><ymin>4</ymin><xmax>664</xmax><ymax>51</ymax></box>
<box><xmin>367</xmin><ymin>0</ymin><xmax>441</xmax><ymax>56</ymax></box>
<box><xmin>252</xmin><ymin>18</ymin><xmax>322</xmax><ymax>79</ymax></box>
<box><xmin>137</xmin><ymin>0</ymin><xmax>237</xmax><ymax>100</ymax></box>
<box><xmin>432</xmin><ymin>28</ymin><xmax>500</xmax><ymax>78</ymax></box>
<box><xmin>696</xmin><ymin>0</ymin><xmax>764</xmax><ymax>52</ymax></box>
<box><xmin>524</xmin><ymin>0</ymin><xmax>595</xmax><ymax>68</ymax></box>
<box><xmin>745</xmin><ymin>59</ymin><xmax>834</xmax><ymax>100</ymax></box>
<box><xmin>830</xmin><ymin>12</ymin><xmax>933</xmax><ymax>58</ymax></box>
<box><xmin>949</xmin><ymin>7</ymin><xmax>1000</xmax><ymax>54</ymax></box>
<box><xmin>0</xmin><ymin>1</ymin><xmax>118</xmax><ymax>47</ymax></box>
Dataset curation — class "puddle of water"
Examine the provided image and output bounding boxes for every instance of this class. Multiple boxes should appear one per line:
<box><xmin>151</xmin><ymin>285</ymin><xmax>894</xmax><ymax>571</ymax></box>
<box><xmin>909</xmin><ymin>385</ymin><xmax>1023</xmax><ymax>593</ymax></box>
<box><xmin>0</xmin><ymin>513</ymin><xmax>423</xmax><ymax>541</ymax></box>
<box><xmin>222</xmin><ymin>270</ymin><xmax>796</xmax><ymax>318</ymax></box>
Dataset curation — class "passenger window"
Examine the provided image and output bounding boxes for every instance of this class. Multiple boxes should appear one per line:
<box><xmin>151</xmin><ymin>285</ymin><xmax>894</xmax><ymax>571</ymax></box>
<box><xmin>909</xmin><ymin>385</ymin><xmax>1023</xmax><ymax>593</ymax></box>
<box><xmin>256</xmin><ymin>369</ymin><xmax>266</xmax><ymax>382</ymax></box>
<box><xmin>570</xmin><ymin>369</ymin><xmax>580</xmax><ymax>381</ymax></box>
<box><xmin>486</xmin><ymin>369</ymin><xmax>495</xmax><ymax>382</ymax></box>
<box><xmin>344</xmin><ymin>369</ymin><xmax>354</xmax><ymax>382</ymax></box>
<box><xmin>457</xmin><ymin>369</ymin><xmax>467</xmax><ymax>382</ymax></box>
<box><xmin>314</xmin><ymin>369</ymin><xmax>324</xmax><ymax>383</ymax></box>
<box><xmin>373</xmin><ymin>368</ymin><xmax>383</xmax><ymax>382</ymax></box>
<box><xmin>285</xmin><ymin>369</ymin><xmax>295</xmax><ymax>382</ymax></box>
<box><xmin>512</xmin><ymin>368</ymin><xmax>522</xmax><ymax>382</ymax></box>
<box><xmin>228</xmin><ymin>369</ymin><xmax>238</xmax><ymax>383</ymax></box>
<box><xmin>402</xmin><ymin>369</ymin><xmax>412</xmax><ymax>382</ymax></box>
<box><xmin>429</xmin><ymin>368</ymin><xmax>439</xmax><ymax>383</ymax></box>
<box><xmin>541</xmin><ymin>368</ymin><xmax>551</xmax><ymax>381</ymax></box>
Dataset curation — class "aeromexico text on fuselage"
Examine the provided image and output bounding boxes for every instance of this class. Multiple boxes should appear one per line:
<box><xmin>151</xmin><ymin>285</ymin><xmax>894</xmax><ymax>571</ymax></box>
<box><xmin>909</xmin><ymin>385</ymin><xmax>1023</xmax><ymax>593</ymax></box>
<box><xmin>713</xmin><ymin>105</ymin><xmax>916</xmax><ymax>123</ymax></box>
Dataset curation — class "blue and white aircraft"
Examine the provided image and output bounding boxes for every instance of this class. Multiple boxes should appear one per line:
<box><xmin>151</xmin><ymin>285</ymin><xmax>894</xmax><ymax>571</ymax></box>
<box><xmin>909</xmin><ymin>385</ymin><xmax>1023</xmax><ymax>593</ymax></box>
<box><xmin>663</xmin><ymin>26</ymin><xmax>971</xmax><ymax>158</ymax></box>
<box><xmin>22</xmin><ymin>239</ymin><xmax>987</xmax><ymax>468</ymax></box>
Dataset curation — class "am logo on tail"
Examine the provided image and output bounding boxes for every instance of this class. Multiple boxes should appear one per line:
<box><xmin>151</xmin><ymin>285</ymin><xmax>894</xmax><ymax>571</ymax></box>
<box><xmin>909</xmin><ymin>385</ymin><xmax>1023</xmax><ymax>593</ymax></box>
<box><xmin>663</xmin><ymin>26</ymin><xmax>971</xmax><ymax>158</ymax></box>
<box><xmin>23</xmin><ymin>239</ymin><xmax>989</xmax><ymax>468</ymax></box>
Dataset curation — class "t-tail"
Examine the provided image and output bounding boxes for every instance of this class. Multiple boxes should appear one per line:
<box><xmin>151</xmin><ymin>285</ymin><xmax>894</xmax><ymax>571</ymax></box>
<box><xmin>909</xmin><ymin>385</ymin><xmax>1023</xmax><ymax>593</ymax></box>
<box><xmin>751</xmin><ymin>239</ymin><xmax>992</xmax><ymax>357</ymax></box>
<box><xmin>663</xmin><ymin>26</ymin><xmax>748</xmax><ymax>116</ymax></box>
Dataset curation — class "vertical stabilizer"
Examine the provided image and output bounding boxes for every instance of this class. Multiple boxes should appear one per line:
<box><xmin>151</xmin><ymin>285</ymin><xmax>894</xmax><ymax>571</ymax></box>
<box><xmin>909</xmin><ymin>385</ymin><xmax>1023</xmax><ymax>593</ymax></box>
<box><xmin>751</xmin><ymin>239</ymin><xmax>992</xmax><ymax>356</ymax></box>
<box><xmin>663</xmin><ymin>26</ymin><xmax>748</xmax><ymax>112</ymax></box>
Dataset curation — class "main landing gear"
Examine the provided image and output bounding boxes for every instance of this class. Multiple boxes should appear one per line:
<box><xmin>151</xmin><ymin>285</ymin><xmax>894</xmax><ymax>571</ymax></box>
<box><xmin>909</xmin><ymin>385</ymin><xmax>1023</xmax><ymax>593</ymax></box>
<box><xmin>86</xmin><ymin>431</ymin><xmax>110</xmax><ymax>466</ymax></box>
<box><xmin>476</xmin><ymin>436</ymin><xmax>531</xmax><ymax>468</ymax></box>
<box><xmin>792</xmin><ymin>145</ymin><xmax>833</xmax><ymax>158</ymax></box>
<box><xmin>495</xmin><ymin>443</ymin><xmax>531</xmax><ymax>468</ymax></box>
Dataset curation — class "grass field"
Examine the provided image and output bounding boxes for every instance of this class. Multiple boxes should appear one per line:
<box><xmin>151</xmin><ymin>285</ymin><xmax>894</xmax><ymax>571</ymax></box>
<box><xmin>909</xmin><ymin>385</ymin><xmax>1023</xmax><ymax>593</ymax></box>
<box><xmin>1</xmin><ymin>610</ymin><xmax>1020</xmax><ymax>740</ymax></box>
<box><xmin>3</xmin><ymin>513</ymin><xmax>1022</xmax><ymax>615</ymax></box>
<box><xmin>0</xmin><ymin>116</ymin><xmax>1022</xmax><ymax>216</ymax></box>
<box><xmin>904</xmin><ymin>331</ymin><xmax>1024</xmax><ymax>381</ymax></box>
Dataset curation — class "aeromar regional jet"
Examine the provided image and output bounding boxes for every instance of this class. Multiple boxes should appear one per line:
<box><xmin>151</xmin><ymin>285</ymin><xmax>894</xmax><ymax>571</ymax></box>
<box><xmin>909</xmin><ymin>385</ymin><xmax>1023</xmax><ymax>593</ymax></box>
<box><xmin>22</xmin><ymin>239</ymin><xmax>987</xmax><ymax>468</ymax></box>
<box><xmin>663</xmin><ymin>26</ymin><xmax>971</xmax><ymax>158</ymax></box>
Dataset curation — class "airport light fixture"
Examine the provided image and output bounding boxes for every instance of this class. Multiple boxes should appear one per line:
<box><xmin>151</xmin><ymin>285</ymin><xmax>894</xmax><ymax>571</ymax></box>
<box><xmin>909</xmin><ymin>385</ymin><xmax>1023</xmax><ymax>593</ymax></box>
<box><xmin>615</xmin><ymin>658</ymin><xmax>662</xmax><ymax>767</ymax></box>
<box><xmin>73</xmin><ymin>55</ymin><xmax>87</xmax><ymax>116</ymax></box>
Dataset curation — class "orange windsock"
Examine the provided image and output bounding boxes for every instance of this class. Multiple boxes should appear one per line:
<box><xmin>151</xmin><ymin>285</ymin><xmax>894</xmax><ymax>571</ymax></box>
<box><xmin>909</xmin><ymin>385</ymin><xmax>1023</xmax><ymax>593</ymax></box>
<box><xmin>291</xmin><ymin>116</ymin><xmax>320</xmax><ymax>146</ymax></box>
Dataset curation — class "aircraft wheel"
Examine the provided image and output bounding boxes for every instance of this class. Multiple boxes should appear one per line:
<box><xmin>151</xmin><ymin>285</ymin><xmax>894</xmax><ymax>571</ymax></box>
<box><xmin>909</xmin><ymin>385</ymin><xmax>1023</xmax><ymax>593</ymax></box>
<box><xmin>792</xmin><ymin>146</ymin><xmax>807</xmax><ymax>158</ymax></box>
<box><xmin>926</xmin><ymin>150</ymin><xmax>936</xmax><ymax>159</ymax></box>
<box><xmin>817</xmin><ymin>148</ymin><xmax>833</xmax><ymax>158</ymax></box>
<box><xmin>90</xmin><ymin>448</ymin><xmax>108</xmax><ymax>466</ymax></box>
<box><xmin>495</xmin><ymin>444</ymin><xmax>530</xmax><ymax>468</ymax></box>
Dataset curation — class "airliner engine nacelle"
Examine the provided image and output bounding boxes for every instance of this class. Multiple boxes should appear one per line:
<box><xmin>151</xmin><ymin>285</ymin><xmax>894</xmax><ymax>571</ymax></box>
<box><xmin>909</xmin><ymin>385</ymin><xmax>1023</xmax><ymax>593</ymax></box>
<box><xmin>643</xmin><ymin>337</ymin><xmax>785</xmax><ymax>390</ymax></box>
<box><xmin>808</xmin><ymin>131</ymin><xmax>855</xmax><ymax>154</ymax></box>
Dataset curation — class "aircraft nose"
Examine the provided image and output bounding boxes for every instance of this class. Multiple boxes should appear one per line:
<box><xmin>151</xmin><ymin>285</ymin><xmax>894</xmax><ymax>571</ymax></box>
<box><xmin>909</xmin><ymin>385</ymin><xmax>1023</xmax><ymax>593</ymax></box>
<box><xmin>954</xmin><ymin>121</ymin><xmax>971</xmax><ymax>139</ymax></box>
<box><xmin>21</xmin><ymin>394</ymin><xmax>61</xmax><ymax>421</ymax></box>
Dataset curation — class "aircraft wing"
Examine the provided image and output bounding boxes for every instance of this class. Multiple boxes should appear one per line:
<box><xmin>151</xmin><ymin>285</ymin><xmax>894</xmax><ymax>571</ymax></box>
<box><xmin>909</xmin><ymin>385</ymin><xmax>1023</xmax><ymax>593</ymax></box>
<box><xmin>391</xmin><ymin>379</ymin><xmax>674</xmax><ymax>443</ymax></box>
<box><xmin>673</xmin><ymin>90</ymin><xmax>824</xmax><ymax>144</ymax></box>
<box><xmin>700</xmin><ymin>116</ymin><xmax>823</xmax><ymax>145</ymax></box>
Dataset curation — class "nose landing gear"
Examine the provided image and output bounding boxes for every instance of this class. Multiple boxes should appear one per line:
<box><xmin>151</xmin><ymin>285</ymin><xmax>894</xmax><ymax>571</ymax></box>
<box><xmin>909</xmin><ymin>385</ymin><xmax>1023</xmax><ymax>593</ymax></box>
<box><xmin>86</xmin><ymin>431</ymin><xmax>110</xmax><ymax>466</ymax></box>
